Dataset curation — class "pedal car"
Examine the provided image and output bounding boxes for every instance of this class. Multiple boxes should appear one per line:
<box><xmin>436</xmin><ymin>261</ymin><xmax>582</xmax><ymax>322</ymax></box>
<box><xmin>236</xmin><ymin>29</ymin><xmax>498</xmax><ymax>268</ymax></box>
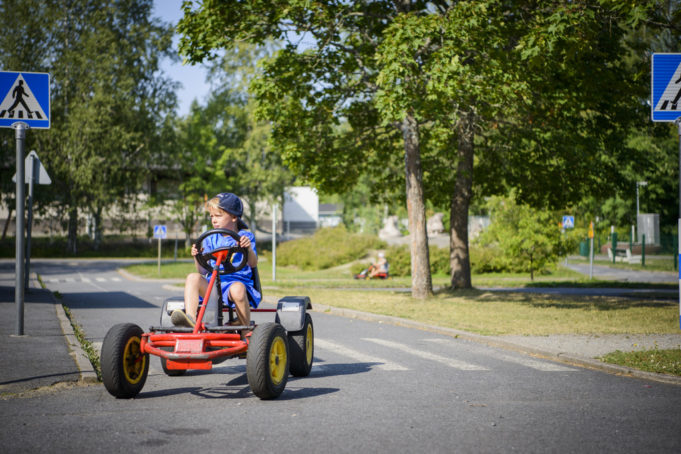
<box><xmin>100</xmin><ymin>228</ymin><xmax>314</xmax><ymax>399</ymax></box>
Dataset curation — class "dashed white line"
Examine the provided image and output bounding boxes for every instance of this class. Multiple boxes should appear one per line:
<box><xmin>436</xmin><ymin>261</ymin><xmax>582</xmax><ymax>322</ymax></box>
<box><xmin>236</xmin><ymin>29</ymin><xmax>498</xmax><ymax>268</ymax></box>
<box><xmin>315</xmin><ymin>338</ymin><xmax>408</xmax><ymax>371</ymax></box>
<box><xmin>363</xmin><ymin>338</ymin><xmax>489</xmax><ymax>371</ymax></box>
<box><xmin>424</xmin><ymin>338</ymin><xmax>576</xmax><ymax>372</ymax></box>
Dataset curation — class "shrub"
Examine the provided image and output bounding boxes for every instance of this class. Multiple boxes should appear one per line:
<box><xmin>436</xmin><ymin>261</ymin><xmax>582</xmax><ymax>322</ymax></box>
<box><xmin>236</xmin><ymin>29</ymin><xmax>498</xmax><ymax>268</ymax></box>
<box><xmin>384</xmin><ymin>244</ymin><xmax>451</xmax><ymax>277</ymax></box>
<box><xmin>277</xmin><ymin>225</ymin><xmax>386</xmax><ymax>270</ymax></box>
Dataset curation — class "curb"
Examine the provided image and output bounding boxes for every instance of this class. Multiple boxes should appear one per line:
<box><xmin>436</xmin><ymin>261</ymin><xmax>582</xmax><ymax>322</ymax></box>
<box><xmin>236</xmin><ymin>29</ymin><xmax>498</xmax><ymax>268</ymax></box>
<box><xmin>312</xmin><ymin>303</ymin><xmax>681</xmax><ymax>387</ymax></box>
<box><xmin>35</xmin><ymin>274</ymin><xmax>99</xmax><ymax>384</ymax></box>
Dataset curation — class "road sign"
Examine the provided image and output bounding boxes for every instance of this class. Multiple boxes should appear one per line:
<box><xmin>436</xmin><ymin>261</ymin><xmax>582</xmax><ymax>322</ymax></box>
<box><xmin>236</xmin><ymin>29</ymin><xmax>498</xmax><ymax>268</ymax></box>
<box><xmin>0</xmin><ymin>71</ymin><xmax>50</xmax><ymax>128</ymax></box>
<box><xmin>651</xmin><ymin>53</ymin><xmax>681</xmax><ymax>122</ymax></box>
<box><xmin>562</xmin><ymin>215</ymin><xmax>575</xmax><ymax>229</ymax></box>
<box><xmin>12</xmin><ymin>150</ymin><xmax>51</xmax><ymax>185</ymax></box>
<box><xmin>153</xmin><ymin>225</ymin><xmax>167</xmax><ymax>239</ymax></box>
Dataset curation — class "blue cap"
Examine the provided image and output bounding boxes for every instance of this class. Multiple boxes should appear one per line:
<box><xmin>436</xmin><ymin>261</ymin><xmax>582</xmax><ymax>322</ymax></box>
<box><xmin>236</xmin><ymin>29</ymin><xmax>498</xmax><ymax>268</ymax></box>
<box><xmin>215</xmin><ymin>192</ymin><xmax>249</xmax><ymax>230</ymax></box>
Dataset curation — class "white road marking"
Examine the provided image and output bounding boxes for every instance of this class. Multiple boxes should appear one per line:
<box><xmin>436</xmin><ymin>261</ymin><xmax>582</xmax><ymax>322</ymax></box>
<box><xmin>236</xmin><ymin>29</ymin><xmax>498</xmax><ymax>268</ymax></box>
<box><xmin>424</xmin><ymin>338</ymin><xmax>576</xmax><ymax>372</ymax></box>
<box><xmin>363</xmin><ymin>338</ymin><xmax>489</xmax><ymax>371</ymax></box>
<box><xmin>315</xmin><ymin>338</ymin><xmax>408</xmax><ymax>371</ymax></box>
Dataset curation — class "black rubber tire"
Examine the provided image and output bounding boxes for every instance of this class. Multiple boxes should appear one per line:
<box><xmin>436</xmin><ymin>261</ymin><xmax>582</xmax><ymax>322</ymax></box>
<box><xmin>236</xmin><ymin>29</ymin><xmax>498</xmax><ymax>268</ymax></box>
<box><xmin>160</xmin><ymin>347</ymin><xmax>186</xmax><ymax>377</ymax></box>
<box><xmin>288</xmin><ymin>313</ymin><xmax>314</xmax><ymax>377</ymax></box>
<box><xmin>246</xmin><ymin>323</ymin><xmax>289</xmax><ymax>399</ymax></box>
<box><xmin>101</xmin><ymin>323</ymin><xmax>149</xmax><ymax>398</ymax></box>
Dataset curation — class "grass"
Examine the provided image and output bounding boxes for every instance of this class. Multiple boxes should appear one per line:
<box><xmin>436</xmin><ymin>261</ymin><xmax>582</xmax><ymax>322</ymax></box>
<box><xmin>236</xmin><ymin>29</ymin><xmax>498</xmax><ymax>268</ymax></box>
<box><xmin>61</xmin><ymin>305</ymin><xmax>102</xmax><ymax>381</ymax></box>
<box><xmin>601</xmin><ymin>348</ymin><xmax>681</xmax><ymax>376</ymax></box>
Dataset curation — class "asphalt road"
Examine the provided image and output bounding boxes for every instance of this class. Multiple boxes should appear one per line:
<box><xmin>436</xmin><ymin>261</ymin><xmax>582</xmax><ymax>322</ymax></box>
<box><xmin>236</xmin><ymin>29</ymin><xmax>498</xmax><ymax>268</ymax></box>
<box><xmin>1</xmin><ymin>259</ymin><xmax>680</xmax><ymax>453</ymax></box>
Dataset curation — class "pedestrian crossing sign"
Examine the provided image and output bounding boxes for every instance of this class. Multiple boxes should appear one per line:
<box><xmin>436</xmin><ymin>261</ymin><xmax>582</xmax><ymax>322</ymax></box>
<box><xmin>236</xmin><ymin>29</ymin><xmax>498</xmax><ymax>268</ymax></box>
<box><xmin>0</xmin><ymin>71</ymin><xmax>50</xmax><ymax>129</ymax></box>
<box><xmin>153</xmin><ymin>225</ymin><xmax>167</xmax><ymax>239</ymax></box>
<box><xmin>651</xmin><ymin>53</ymin><xmax>681</xmax><ymax>122</ymax></box>
<box><xmin>562</xmin><ymin>215</ymin><xmax>574</xmax><ymax>229</ymax></box>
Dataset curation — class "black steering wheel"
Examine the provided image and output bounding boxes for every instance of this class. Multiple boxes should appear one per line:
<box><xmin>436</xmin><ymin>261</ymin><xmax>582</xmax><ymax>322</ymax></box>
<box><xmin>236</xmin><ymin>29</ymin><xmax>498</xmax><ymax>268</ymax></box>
<box><xmin>194</xmin><ymin>229</ymin><xmax>249</xmax><ymax>274</ymax></box>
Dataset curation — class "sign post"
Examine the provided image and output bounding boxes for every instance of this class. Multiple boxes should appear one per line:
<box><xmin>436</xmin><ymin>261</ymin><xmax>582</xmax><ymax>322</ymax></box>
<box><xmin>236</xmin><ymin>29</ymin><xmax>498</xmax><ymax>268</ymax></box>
<box><xmin>13</xmin><ymin>150</ymin><xmax>52</xmax><ymax>289</ymax></box>
<box><xmin>153</xmin><ymin>225</ymin><xmax>167</xmax><ymax>276</ymax></box>
<box><xmin>651</xmin><ymin>53</ymin><xmax>681</xmax><ymax>329</ymax></box>
<box><xmin>14</xmin><ymin>123</ymin><xmax>27</xmax><ymax>335</ymax></box>
<box><xmin>588</xmin><ymin>221</ymin><xmax>594</xmax><ymax>280</ymax></box>
<box><xmin>1</xmin><ymin>71</ymin><xmax>51</xmax><ymax>336</ymax></box>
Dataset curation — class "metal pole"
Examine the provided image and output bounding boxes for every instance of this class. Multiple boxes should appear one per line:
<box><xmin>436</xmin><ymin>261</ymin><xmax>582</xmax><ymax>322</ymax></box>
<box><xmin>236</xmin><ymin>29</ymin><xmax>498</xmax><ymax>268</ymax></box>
<box><xmin>589</xmin><ymin>221</ymin><xmax>594</xmax><ymax>280</ymax></box>
<box><xmin>676</xmin><ymin>118</ymin><xmax>681</xmax><ymax>330</ymax></box>
<box><xmin>272</xmin><ymin>202</ymin><xmax>276</xmax><ymax>282</ymax></box>
<box><xmin>24</xmin><ymin>153</ymin><xmax>37</xmax><ymax>290</ymax></box>
<box><xmin>14</xmin><ymin>122</ymin><xmax>28</xmax><ymax>336</ymax></box>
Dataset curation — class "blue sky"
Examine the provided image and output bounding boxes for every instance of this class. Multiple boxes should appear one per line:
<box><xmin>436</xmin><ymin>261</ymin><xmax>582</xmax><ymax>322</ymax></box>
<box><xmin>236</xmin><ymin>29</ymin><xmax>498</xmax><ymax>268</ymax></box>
<box><xmin>153</xmin><ymin>0</ymin><xmax>211</xmax><ymax>117</ymax></box>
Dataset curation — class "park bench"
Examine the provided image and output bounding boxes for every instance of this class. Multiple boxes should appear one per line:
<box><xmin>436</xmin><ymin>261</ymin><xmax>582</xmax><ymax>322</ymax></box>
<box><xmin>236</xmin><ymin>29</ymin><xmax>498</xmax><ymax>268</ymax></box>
<box><xmin>626</xmin><ymin>248</ymin><xmax>642</xmax><ymax>264</ymax></box>
<box><xmin>607</xmin><ymin>247</ymin><xmax>627</xmax><ymax>263</ymax></box>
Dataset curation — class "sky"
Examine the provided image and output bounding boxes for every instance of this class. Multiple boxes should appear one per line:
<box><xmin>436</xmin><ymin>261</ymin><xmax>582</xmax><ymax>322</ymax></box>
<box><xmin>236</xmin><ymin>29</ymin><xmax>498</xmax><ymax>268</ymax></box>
<box><xmin>152</xmin><ymin>0</ymin><xmax>211</xmax><ymax>117</ymax></box>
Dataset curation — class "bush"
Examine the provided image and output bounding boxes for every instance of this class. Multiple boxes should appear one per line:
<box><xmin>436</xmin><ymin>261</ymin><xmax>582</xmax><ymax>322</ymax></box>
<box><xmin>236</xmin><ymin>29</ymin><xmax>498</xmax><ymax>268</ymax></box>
<box><xmin>470</xmin><ymin>244</ymin><xmax>507</xmax><ymax>273</ymax></box>
<box><xmin>277</xmin><ymin>225</ymin><xmax>386</xmax><ymax>270</ymax></box>
<box><xmin>384</xmin><ymin>244</ymin><xmax>451</xmax><ymax>277</ymax></box>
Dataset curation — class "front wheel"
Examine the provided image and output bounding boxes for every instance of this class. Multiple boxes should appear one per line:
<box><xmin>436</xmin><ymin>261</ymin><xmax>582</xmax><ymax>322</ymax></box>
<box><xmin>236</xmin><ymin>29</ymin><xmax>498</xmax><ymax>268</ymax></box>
<box><xmin>246</xmin><ymin>323</ymin><xmax>289</xmax><ymax>399</ymax></box>
<box><xmin>101</xmin><ymin>323</ymin><xmax>149</xmax><ymax>398</ymax></box>
<box><xmin>288</xmin><ymin>313</ymin><xmax>314</xmax><ymax>377</ymax></box>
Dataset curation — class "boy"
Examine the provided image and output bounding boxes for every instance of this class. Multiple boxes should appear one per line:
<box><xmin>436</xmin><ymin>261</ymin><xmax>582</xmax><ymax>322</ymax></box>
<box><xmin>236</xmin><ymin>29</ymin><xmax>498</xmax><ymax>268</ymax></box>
<box><xmin>171</xmin><ymin>192</ymin><xmax>260</xmax><ymax>328</ymax></box>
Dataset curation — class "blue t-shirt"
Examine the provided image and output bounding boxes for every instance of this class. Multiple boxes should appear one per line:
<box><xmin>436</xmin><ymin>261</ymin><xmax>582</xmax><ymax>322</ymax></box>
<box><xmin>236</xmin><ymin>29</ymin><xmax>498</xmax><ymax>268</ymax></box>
<box><xmin>201</xmin><ymin>230</ymin><xmax>261</xmax><ymax>308</ymax></box>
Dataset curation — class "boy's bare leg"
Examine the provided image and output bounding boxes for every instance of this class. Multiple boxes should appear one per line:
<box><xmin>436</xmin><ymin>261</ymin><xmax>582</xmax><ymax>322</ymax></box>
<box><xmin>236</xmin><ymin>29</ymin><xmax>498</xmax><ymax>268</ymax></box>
<box><xmin>228</xmin><ymin>282</ymin><xmax>251</xmax><ymax>326</ymax></box>
<box><xmin>184</xmin><ymin>272</ymin><xmax>208</xmax><ymax>321</ymax></box>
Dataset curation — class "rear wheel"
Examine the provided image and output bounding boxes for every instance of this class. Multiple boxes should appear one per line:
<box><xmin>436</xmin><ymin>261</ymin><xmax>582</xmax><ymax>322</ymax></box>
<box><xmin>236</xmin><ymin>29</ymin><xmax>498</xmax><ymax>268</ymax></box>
<box><xmin>160</xmin><ymin>347</ymin><xmax>186</xmax><ymax>377</ymax></box>
<box><xmin>289</xmin><ymin>313</ymin><xmax>314</xmax><ymax>377</ymax></box>
<box><xmin>247</xmin><ymin>323</ymin><xmax>289</xmax><ymax>399</ymax></box>
<box><xmin>101</xmin><ymin>323</ymin><xmax>149</xmax><ymax>398</ymax></box>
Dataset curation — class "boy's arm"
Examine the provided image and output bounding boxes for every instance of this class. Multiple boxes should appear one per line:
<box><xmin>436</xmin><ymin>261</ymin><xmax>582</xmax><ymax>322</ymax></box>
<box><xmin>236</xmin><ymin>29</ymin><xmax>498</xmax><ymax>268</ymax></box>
<box><xmin>239</xmin><ymin>234</ymin><xmax>258</xmax><ymax>268</ymax></box>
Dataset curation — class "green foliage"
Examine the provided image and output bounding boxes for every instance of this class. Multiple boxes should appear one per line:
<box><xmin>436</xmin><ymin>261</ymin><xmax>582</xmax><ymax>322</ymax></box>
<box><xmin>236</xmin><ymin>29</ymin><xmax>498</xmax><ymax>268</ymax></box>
<box><xmin>384</xmin><ymin>245</ymin><xmax>450</xmax><ymax>277</ymax></box>
<box><xmin>277</xmin><ymin>226</ymin><xmax>386</xmax><ymax>270</ymax></box>
<box><xmin>475</xmin><ymin>195</ymin><xmax>581</xmax><ymax>278</ymax></box>
<box><xmin>0</xmin><ymin>0</ymin><xmax>177</xmax><ymax>253</ymax></box>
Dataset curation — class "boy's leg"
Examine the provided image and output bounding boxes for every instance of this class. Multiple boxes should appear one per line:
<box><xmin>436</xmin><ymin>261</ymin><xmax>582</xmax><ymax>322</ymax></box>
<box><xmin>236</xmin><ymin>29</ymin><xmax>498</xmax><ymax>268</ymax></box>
<box><xmin>228</xmin><ymin>282</ymin><xmax>251</xmax><ymax>327</ymax></box>
<box><xmin>183</xmin><ymin>272</ymin><xmax>208</xmax><ymax>321</ymax></box>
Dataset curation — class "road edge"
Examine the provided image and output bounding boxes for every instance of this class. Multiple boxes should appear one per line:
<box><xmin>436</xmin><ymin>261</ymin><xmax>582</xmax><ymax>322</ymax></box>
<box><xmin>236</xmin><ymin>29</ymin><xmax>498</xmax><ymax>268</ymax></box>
<box><xmin>312</xmin><ymin>303</ymin><xmax>681</xmax><ymax>387</ymax></box>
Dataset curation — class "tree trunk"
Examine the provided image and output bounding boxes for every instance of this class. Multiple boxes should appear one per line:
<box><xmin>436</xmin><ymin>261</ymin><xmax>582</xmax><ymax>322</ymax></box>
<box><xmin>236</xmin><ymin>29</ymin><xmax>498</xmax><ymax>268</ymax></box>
<box><xmin>450</xmin><ymin>110</ymin><xmax>475</xmax><ymax>289</ymax></box>
<box><xmin>67</xmin><ymin>206</ymin><xmax>78</xmax><ymax>255</ymax></box>
<box><xmin>401</xmin><ymin>113</ymin><xmax>432</xmax><ymax>299</ymax></box>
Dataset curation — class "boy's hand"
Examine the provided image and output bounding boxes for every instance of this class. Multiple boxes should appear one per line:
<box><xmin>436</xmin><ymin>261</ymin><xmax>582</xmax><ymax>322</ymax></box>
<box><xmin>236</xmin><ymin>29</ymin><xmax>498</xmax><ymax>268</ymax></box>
<box><xmin>239</xmin><ymin>235</ymin><xmax>251</xmax><ymax>248</ymax></box>
<box><xmin>191</xmin><ymin>244</ymin><xmax>202</xmax><ymax>257</ymax></box>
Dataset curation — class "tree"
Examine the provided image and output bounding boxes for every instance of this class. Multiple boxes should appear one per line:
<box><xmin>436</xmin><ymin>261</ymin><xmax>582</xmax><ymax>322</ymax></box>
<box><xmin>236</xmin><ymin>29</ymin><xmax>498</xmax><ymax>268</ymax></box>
<box><xmin>0</xmin><ymin>0</ymin><xmax>177</xmax><ymax>253</ymax></box>
<box><xmin>178</xmin><ymin>0</ymin><xmax>434</xmax><ymax>298</ymax></box>
<box><xmin>165</xmin><ymin>43</ymin><xmax>292</xmax><ymax>244</ymax></box>
<box><xmin>375</xmin><ymin>1</ymin><xmax>644</xmax><ymax>290</ymax></box>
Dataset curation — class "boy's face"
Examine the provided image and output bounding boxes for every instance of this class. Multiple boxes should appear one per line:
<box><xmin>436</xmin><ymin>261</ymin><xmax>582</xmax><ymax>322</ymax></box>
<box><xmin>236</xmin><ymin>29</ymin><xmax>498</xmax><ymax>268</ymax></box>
<box><xmin>209</xmin><ymin>207</ymin><xmax>238</xmax><ymax>231</ymax></box>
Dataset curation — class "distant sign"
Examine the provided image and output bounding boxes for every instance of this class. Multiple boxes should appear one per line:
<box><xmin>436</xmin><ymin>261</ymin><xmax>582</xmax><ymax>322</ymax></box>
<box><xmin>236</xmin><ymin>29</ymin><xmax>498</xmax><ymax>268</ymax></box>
<box><xmin>562</xmin><ymin>216</ymin><xmax>575</xmax><ymax>229</ymax></box>
<box><xmin>651</xmin><ymin>53</ymin><xmax>681</xmax><ymax>122</ymax></box>
<box><xmin>153</xmin><ymin>225</ymin><xmax>167</xmax><ymax>239</ymax></box>
<box><xmin>0</xmin><ymin>71</ymin><xmax>50</xmax><ymax>128</ymax></box>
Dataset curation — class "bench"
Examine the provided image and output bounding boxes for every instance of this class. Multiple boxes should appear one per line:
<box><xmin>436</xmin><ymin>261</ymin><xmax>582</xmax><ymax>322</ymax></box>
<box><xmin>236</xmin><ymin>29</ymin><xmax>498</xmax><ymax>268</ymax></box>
<box><xmin>607</xmin><ymin>247</ymin><xmax>626</xmax><ymax>263</ymax></box>
<box><xmin>626</xmin><ymin>248</ymin><xmax>642</xmax><ymax>265</ymax></box>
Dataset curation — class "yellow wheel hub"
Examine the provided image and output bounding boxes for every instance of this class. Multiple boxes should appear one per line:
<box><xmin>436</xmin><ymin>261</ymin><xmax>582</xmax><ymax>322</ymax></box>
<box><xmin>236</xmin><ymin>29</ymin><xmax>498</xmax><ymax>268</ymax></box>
<box><xmin>305</xmin><ymin>324</ymin><xmax>313</xmax><ymax>365</ymax></box>
<box><xmin>123</xmin><ymin>336</ymin><xmax>146</xmax><ymax>384</ymax></box>
<box><xmin>269</xmin><ymin>336</ymin><xmax>287</xmax><ymax>385</ymax></box>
